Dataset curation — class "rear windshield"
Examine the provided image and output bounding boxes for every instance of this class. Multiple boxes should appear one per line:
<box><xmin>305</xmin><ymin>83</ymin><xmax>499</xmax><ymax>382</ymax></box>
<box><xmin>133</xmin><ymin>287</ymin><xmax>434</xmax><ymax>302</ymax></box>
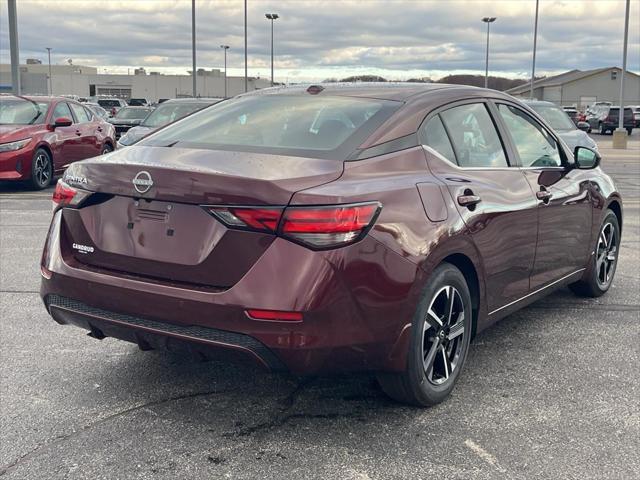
<box><xmin>609</xmin><ymin>108</ymin><xmax>633</xmax><ymax>118</ymax></box>
<box><xmin>128</xmin><ymin>98</ymin><xmax>147</xmax><ymax>106</ymax></box>
<box><xmin>140</xmin><ymin>94</ymin><xmax>400</xmax><ymax>159</ymax></box>
<box><xmin>142</xmin><ymin>103</ymin><xmax>209</xmax><ymax>127</ymax></box>
<box><xmin>115</xmin><ymin>108</ymin><xmax>152</xmax><ymax>119</ymax></box>
<box><xmin>97</xmin><ymin>99</ymin><xmax>122</xmax><ymax>108</ymax></box>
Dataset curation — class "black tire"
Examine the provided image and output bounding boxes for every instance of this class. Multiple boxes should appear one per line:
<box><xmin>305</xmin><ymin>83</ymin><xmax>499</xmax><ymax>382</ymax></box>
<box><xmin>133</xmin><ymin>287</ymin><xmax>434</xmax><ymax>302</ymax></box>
<box><xmin>29</xmin><ymin>147</ymin><xmax>53</xmax><ymax>190</ymax></box>
<box><xmin>570</xmin><ymin>209</ymin><xmax>620</xmax><ymax>297</ymax></box>
<box><xmin>599</xmin><ymin>123</ymin><xmax>606</xmax><ymax>135</ymax></box>
<box><xmin>101</xmin><ymin>143</ymin><xmax>113</xmax><ymax>155</ymax></box>
<box><xmin>627</xmin><ymin>128</ymin><xmax>633</xmax><ymax>136</ymax></box>
<box><xmin>377</xmin><ymin>263</ymin><xmax>472</xmax><ymax>407</ymax></box>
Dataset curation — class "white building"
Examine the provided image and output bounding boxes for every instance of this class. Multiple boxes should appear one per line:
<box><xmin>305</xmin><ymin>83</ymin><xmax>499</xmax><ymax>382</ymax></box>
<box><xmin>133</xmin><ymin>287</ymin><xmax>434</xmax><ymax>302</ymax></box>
<box><xmin>0</xmin><ymin>63</ymin><xmax>271</xmax><ymax>100</ymax></box>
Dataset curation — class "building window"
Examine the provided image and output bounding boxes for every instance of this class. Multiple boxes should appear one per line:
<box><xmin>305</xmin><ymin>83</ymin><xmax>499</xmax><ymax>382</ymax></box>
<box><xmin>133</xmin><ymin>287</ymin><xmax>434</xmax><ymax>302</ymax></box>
<box><xmin>611</xmin><ymin>70</ymin><xmax>617</xmax><ymax>80</ymax></box>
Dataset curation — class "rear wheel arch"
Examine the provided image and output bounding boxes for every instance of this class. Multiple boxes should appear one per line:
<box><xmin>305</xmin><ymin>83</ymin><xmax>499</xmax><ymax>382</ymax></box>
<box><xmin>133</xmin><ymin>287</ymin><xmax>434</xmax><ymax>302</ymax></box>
<box><xmin>441</xmin><ymin>254</ymin><xmax>480</xmax><ymax>338</ymax></box>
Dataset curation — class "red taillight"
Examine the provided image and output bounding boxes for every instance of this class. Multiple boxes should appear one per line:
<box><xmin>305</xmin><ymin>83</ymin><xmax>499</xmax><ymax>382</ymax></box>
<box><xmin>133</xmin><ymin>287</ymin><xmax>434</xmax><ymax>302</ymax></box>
<box><xmin>246</xmin><ymin>309</ymin><xmax>303</xmax><ymax>322</ymax></box>
<box><xmin>52</xmin><ymin>180</ymin><xmax>78</xmax><ymax>207</ymax></box>
<box><xmin>111</xmin><ymin>107</ymin><xmax>117</xmax><ymax>116</ymax></box>
<box><xmin>207</xmin><ymin>207</ymin><xmax>283</xmax><ymax>233</ymax></box>
<box><xmin>205</xmin><ymin>202</ymin><xmax>380</xmax><ymax>249</ymax></box>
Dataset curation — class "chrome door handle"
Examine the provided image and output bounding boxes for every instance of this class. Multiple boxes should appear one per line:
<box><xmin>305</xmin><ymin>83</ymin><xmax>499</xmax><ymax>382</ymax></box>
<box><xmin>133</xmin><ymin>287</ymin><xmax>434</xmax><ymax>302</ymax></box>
<box><xmin>457</xmin><ymin>194</ymin><xmax>481</xmax><ymax>207</ymax></box>
<box><xmin>536</xmin><ymin>190</ymin><xmax>552</xmax><ymax>203</ymax></box>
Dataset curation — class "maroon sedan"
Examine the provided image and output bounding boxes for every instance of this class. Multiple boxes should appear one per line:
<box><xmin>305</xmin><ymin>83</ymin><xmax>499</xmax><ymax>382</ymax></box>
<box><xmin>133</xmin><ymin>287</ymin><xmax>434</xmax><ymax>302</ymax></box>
<box><xmin>0</xmin><ymin>95</ymin><xmax>115</xmax><ymax>189</ymax></box>
<box><xmin>41</xmin><ymin>84</ymin><xmax>622</xmax><ymax>406</ymax></box>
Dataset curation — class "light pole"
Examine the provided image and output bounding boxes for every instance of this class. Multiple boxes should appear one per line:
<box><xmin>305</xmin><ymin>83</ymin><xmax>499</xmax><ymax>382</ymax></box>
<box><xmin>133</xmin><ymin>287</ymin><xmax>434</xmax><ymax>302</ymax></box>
<box><xmin>220</xmin><ymin>45</ymin><xmax>229</xmax><ymax>98</ymax></box>
<box><xmin>46</xmin><ymin>47</ymin><xmax>53</xmax><ymax>95</ymax></box>
<box><xmin>265</xmin><ymin>13</ymin><xmax>279</xmax><ymax>86</ymax></box>
<box><xmin>8</xmin><ymin>0</ymin><xmax>20</xmax><ymax>94</ymax></box>
<box><xmin>191</xmin><ymin>0</ymin><xmax>197</xmax><ymax>97</ymax></box>
<box><xmin>244</xmin><ymin>0</ymin><xmax>248</xmax><ymax>92</ymax></box>
<box><xmin>529</xmin><ymin>0</ymin><xmax>539</xmax><ymax>99</ymax></box>
<box><xmin>613</xmin><ymin>0</ymin><xmax>631</xmax><ymax>149</ymax></box>
<box><xmin>482</xmin><ymin>17</ymin><xmax>496</xmax><ymax>89</ymax></box>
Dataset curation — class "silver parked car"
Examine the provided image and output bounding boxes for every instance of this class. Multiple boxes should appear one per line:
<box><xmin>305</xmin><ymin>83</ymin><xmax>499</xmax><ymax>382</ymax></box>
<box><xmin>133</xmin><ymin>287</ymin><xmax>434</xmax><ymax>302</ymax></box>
<box><xmin>117</xmin><ymin>98</ymin><xmax>223</xmax><ymax>146</ymax></box>
<box><xmin>523</xmin><ymin>100</ymin><xmax>598</xmax><ymax>152</ymax></box>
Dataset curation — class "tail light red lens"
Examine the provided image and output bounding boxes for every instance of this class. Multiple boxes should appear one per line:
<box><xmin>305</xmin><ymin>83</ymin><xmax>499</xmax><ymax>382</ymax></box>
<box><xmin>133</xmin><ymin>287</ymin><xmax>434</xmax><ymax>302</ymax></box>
<box><xmin>52</xmin><ymin>180</ymin><xmax>78</xmax><ymax>207</ymax></box>
<box><xmin>205</xmin><ymin>202</ymin><xmax>381</xmax><ymax>249</ymax></box>
<box><xmin>207</xmin><ymin>207</ymin><xmax>283</xmax><ymax>233</ymax></box>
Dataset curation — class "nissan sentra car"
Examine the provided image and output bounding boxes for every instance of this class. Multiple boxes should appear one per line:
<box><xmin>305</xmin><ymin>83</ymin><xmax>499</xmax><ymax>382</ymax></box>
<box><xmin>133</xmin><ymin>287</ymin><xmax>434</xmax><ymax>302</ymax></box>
<box><xmin>41</xmin><ymin>84</ymin><xmax>622</xmax><ymax>406</ymax></box>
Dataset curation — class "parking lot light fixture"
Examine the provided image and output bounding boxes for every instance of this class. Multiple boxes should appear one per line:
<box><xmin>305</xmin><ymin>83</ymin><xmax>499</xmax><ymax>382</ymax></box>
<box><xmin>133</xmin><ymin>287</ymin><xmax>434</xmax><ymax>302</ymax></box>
<box><xmin>220</xmin><ymin>45</ymin><xmax>230</xmax><ymax>98</ymax></box>
<box><xmin>613</xmin><ymin>0</ymin><xmax>630</xmax><ymax>150</ymax></box>
<box><xmin>529</xmin><ymin>0</ymin><xmax>539</xmax><ymax>100</ymax></box>
<box><xmin>265</xmin><ymin>13</ymin><xmax>279</xmax><ymax>87</ymax></box>
<box><xmin>482</xmin><ymin>17</ymin><xmax>496</xmax><ymax>89</ymax></box>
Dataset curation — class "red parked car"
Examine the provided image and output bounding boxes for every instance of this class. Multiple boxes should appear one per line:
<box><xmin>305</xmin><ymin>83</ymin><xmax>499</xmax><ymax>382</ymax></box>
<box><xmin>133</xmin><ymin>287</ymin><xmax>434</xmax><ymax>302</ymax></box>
<box><xmin>41</xmin><ymin>84</ymin><xmax>622</xmax><ymax>406</ymax></box>
<box><xmin>0</xmin><ymin>95</ymin><xmax>115</xmax><ymax>189</ymax></box>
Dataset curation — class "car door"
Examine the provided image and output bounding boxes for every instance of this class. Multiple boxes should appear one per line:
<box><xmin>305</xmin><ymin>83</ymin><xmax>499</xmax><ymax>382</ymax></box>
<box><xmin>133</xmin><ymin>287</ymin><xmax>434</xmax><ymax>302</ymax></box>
<box><xmin>69</xmin><ymin>102</ymin><xmax>99</xmax><ymax>159</ymax></box>
<box><xmin>49</xmin><ymin>101</ymin><xmax>82</xmax><ymax>172</ymax></box>
<box><xmin>493</xmin><ymin>101</ymin><xmax>593</xmax><ymax>290</ymax></box>
<box><xmin>420</xmin><ymin>101</ymin><xmax>538</xmax><ymax>314</ymax></box>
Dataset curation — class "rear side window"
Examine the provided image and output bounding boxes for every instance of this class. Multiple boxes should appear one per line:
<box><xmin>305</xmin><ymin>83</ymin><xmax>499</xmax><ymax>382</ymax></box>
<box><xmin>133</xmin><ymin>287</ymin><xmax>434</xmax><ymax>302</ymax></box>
<box><xmin>421</xmin><ymin>115</ymin><xmax>456</xmax><ymax>164</ymax></box>
<box><xmin>439</xmin><ymin>103</ymin><xmax>508</xmax><ymax>168</ymax></box>
<box><xmin>497</xmin><ymin>104</ymin><xmax>562</xmax><ymax>167</ymax></box>
<box><xmin>52</xmin><ymin>102</ymin><xmax>73</xmax><ymax>121</ymax></box>
<box><xmin>141</xmin><ymin>95</ymin><xmax>400</xmax><ymax>159</ymax></box>
<box><xmin>69</xmin><ymin>103</ymin><xmax>90</xmax><ymax>123</ymax></box>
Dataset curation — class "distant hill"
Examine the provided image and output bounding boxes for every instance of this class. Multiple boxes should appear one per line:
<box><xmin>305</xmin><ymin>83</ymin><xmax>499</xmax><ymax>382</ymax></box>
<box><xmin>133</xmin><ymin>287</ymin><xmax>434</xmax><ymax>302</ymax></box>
<box><xmin>436</xmin><ymin>74</ymin><xmax>535</xmax><ymax>91</ymax></box>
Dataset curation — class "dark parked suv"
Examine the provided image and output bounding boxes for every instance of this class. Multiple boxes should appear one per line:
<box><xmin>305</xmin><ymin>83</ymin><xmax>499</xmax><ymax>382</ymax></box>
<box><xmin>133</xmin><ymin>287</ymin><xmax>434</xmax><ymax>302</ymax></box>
<box><xmin>587</xmin><ymin>105</ymin><xmax>634</xmax><ymax>134</ymax></box>
<box><xmin>41</xmin><ymin>84</ymin><xmax>622</xmax><ymax>406</ymax></box>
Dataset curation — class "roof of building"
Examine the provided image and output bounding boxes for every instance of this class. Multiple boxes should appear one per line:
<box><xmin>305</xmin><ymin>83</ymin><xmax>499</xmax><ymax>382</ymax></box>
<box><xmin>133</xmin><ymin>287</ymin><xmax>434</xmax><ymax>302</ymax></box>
<box><xmin>506</xmin><ymin>67</ymin><xmax>640</xmax><ymax>95</ymax></box>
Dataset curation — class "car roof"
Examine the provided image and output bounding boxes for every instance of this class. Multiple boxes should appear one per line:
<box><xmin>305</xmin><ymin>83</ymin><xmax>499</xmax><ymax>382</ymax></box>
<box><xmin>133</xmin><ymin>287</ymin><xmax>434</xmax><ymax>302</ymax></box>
<box><xmin>121</xmin><ymin>106</ymin><xmax>152</xmax><ymax>109</ymax></box>
<box><xmin>162</xmin><ymin>98</ymin><xmax>223</xmax><ymax>104</ymax></box>
<box><xmin>241</xmin><ymin>82</ymin><xmax>472</xmax><ymax>101</ymax></box>
<box><xmin>520</xmin><ymin>99</ymin><xmax>560</xmax><ymax>107</ymax></box>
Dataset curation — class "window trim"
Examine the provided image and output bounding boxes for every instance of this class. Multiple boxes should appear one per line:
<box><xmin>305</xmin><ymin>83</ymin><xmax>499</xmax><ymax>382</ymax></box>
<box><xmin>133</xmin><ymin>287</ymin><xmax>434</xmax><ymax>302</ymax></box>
<box><xmin>490</xmin><ymin>100</ymin><xmax>570</xmax><ymax>169</ymax></box>
<box><xmin>418</xmin><ymin>98</ymin><xmax>514</xmax><ymax>170</ymax></box>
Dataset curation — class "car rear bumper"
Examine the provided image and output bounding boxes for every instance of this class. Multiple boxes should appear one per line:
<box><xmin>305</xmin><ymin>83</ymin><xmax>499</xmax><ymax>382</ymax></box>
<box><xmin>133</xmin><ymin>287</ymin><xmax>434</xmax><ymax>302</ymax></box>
<box><xmin>0</xmin><ymin>148</ymin><xmax>31</xmax><ymax>180</ymax></box>
<box><xmin>40</xmin><ymin>210</ymin><xmax>421</xmax><ymax>374</ymax></box>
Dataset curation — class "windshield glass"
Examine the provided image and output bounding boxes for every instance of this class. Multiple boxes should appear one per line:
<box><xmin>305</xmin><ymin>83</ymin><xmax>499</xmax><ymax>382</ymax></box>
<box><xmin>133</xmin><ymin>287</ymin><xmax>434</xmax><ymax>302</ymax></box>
<box><xmin>115</xmin><ymin>108</ymin><xmax>151</xmax><ymax>119</ymax></box>
<box><xmin>97</xmin><ymin>99</ymin><xmax>122</xmax><ymax>108</ymax></box>
<box><xmin>141</xmin><ymin>94</ymin><xmax>398</xmax><ymax>158</ymax></box>
<box><xmin>142</xmin><ymin>103</ymin><xmax>208</xmax><ymax>127</ymax></box>
<box><xmin>531</xmin><ymin>105</ymin><xmax>575</xmax><ymax>130</ymax></box>
<box><xmin>0</xmin><ymin>98</ymin><xmax>49</xmax><ymax>125</ymax></box>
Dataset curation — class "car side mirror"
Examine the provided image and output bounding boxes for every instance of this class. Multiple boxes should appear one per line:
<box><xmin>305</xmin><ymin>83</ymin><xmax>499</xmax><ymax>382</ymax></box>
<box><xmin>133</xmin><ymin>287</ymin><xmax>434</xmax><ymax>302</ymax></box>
<box><xmin>53</xmin><ymin>117</ymin><xmax>73</xmax><ymax>128</ymax></box>
<box><xmin>577</xmin><ymin>121</ymin><xmax>590</xmax><ymax>132</ymax></box>
<box><xmin>574</xmin><ymin>146</ymin><xmax>601</xmax><ymax>169</ymax></box>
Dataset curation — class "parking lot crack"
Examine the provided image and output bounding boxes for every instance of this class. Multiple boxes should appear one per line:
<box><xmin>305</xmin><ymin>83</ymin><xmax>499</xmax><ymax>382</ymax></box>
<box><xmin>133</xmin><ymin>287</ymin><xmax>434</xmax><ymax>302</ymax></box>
<box><xmin>0</xmin><ymin>388</ymin><xmax>230</xmax><ymax>476</ymax></box>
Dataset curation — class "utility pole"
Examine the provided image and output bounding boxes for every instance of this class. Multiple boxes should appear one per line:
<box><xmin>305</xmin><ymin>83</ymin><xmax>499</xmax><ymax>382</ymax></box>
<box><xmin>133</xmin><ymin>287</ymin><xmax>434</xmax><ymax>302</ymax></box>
<box><xmin>220</xmin><ymin>45</ymin><xmax>229</xmax><ymax>98</ymax></box>
<box><xmin>192</xmin><ymin>0</ymin><xmax>197</xmax><ymax>97</ymax></box>
<box><xmin>46</xmin><ymin>47</ymin><xmax>53</xmax><ymax>95</ymax></box>
<box><xmin>265</xmin><ymin>13</ymin><xmax>279</xmax><ymax>86</ymax></box>
<box><xmin>8</xmin><ymin>0</ymin><xmax>20</xmax><ymax>94</ymax></box>
<box><xmin>244</xmin><ymin>0</ymin><xmax>248</xmax><ymax>92</ymax></box>
<box><xmin>613</xmin><ymin>0</ymin><xmax>631</xmax><ymax>149</ymax></box>
<box><xmin>529</xmin><ymin>0</ymin><xmax>539</xmax><ymax>99</ymax></box>
<box><xmin>482</xmin><ymin>17</ymin><xmax>496</xmax><ymax>89</ymax></box>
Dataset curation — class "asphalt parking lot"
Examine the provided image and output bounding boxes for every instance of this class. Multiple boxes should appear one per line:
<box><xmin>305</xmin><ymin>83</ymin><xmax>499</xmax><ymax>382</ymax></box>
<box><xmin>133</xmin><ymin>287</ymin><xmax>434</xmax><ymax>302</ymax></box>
<box><xmin>1</xmin><ymin>134</ymin><xmax>638</xmax><ymax>480</ymax></box>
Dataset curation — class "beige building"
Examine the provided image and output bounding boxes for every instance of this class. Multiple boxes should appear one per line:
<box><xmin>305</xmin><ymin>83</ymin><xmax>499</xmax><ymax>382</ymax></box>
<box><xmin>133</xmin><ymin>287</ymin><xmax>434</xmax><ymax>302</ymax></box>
<box><xmin>506</xmin><ymin>67</ymin><xmax>640</xmax><ymax>110</ymax></box>
<box><xmin>0</xmin><ymin>63</ymin><xmax>271</xmax><ymax>100</ymax></box>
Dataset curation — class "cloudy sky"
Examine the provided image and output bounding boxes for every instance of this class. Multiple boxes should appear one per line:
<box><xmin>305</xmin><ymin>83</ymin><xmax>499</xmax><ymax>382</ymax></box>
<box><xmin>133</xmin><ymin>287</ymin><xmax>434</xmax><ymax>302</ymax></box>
<box><xmin>0</xmin><ymin>0</ymin><xmax>638</xmax><ymax>82</ymax></box>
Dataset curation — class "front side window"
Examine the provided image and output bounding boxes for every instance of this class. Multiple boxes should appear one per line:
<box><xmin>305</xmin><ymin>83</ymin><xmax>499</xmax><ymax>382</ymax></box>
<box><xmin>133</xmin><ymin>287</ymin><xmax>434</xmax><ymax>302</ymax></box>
<box><xmin>141</xmin><ymin>94</ymin><xmax>399</xmax><ymax>159</ymax></box>
<box><xmin>498</xmin><ymin>104</ymin><xmax>562</xmax><ymax>167</ymax></box>
<box><xmin>69</xmin><ymin>103</ymin><xmax>90</xmax><ymax>123</ymax></box>
<box><xmin>52</xmin><ymin>102</ymin><xmax>73</xmax><ymax>121</ymax></box>
<box><xmin>439</xmin><ymin>103</ymin><xmax>508</xmax><ymax>168</ymax></box>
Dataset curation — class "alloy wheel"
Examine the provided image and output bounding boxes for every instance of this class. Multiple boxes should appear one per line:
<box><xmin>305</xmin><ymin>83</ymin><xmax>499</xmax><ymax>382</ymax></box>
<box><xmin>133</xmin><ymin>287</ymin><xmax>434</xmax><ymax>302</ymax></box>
<box><xmin>34</xmin><ymin>152</ymin><xmax>51</xmax><ymax>187</ymax></box>
<box><xmin>422</xmin><ymin>285</ymin><xmax>465</xmax><ymax>386</ymax></box>
<box><xmin>596</xmin><ymin>222</ymin><xmax>617</xmax><ymax>289</ymax></box>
